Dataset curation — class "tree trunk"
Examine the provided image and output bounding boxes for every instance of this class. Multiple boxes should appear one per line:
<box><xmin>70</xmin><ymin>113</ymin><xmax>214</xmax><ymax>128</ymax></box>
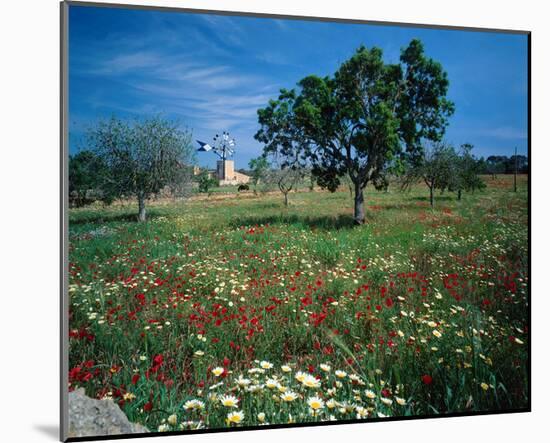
<box><xmin>429</xmin><ymin>186</ymin><xmax>434</xmax><ymax>208</ymax></box>
<box><xmin>457</xmin><ymin>189</ymin><xmax>462</xmax><ymax>201</ymax></box>
<box><xmin>138</xmin><ymin>194</ymin><xmax>146</xmax><ymax>222</ymax></box>
<box><xmin>353</xmin><ymin>183</ymin><xmax>365</xmax><ymax>224</ymax></box>
<box><xmin>284</xmin><ymin>192</ymin><xmax>289</xmax><ymax>207</ymax></box>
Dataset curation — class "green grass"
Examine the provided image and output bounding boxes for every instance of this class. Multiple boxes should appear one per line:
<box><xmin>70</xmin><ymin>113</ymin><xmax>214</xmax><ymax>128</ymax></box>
<box><xmin>68</xmin><ymin>175</ymin><xmax>529</xmax><ymax>432</ymax></box>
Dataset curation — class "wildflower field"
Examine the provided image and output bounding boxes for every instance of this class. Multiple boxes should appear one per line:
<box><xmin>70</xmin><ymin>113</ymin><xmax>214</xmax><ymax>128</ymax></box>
<box><xmin>68</xmin><ymin>175</ymin><xmax>529</xmax><ymax>433</ymax></box>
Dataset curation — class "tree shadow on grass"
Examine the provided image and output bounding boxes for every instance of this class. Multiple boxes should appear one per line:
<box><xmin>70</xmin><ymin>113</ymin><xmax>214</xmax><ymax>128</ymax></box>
<box><xmin>228</xmin><ymin>213</ymin><xmax>358</xmax><ymax>231</ymax></box>
<box><xmin>69</xmin><ymin>209</ymin><xmax>166</xmax><ymax>226</ymax></box>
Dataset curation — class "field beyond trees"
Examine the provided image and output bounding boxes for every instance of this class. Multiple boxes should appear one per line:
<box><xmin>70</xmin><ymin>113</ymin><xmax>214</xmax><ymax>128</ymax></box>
<box><xmin>68</xmin><ymin>174</ymin><xmax>529</xmax><ymax>432</ymax></box>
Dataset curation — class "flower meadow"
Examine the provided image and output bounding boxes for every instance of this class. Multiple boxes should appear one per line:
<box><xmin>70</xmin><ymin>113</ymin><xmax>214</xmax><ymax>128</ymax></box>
<box><xmin>68</xmin><ymin>176</ymin><xmax>529</xmax><ymax>433</ymax></box>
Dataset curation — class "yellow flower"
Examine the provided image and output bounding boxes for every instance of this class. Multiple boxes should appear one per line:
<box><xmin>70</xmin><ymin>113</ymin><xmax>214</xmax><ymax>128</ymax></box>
<box><xmin>395</xmin><ymin>397</ymin><xmax>406</xmax><ymax>406</ymax></box>
<box><xmin>365</xmin><ymin>390</ymin><xmax>376</xmax><ymax>399</ymax></box>
<box><xmin>432</xmin><ymin>330</ymin><xmax>442</xmax><ymax>338</ymax></box>
<box><xmin>260</xmin><ymin>360</ymin><xmax>273</xmax><ymax>369</ymax></box>
<box><xmin>307</xmin><ymin>396</ymin><xmax>325</xmax><ymax>410</ymax></box>
<box><xmin>301</xmin><ymin>374</ymin><xmax>321</xmax><ymax>388</ymax></box>
<box><xmin>123</xmin><ymin>392</ymin><xmax>136</xmax><ymax>401</ymax></box>
<box><xmin>480</xmin><ymin>382</ymin><xmax>489</xmax><ymax>391</ymax></box>
<box><xmin>212</xmin><ymin>367</ymin><xmax>224</xmax><ymax>376</ymax></box>
<box><xmin>320</xmin><ymin>363</ymin><xmax>331</xmax><ymax>372</ymax></box>
<box><xmin>219</xmin><ymin>394</ymin><xmax>239</xmax><ymax>408</ymax></box>
<box><xmin>226</xmin><ymin>410</ymin><xmax>245</xmax><ymax>425</ymax></box>
<box><xmin>281</xmin><ymin>365</ymin><xmax>292</xmax><ymax>373</ymax></box>
<box><xmin>281</xmin><ymin>390</ymin><xmax>298</xmax><ymax>402</ymax></box>
<box><xmin>257</xmin><ymin>412</ymin><xmax>266</xmax><ymax>423</ymax></box>
<box><xmin>326</xmin><ymin>399</ymin><xmax>338</xmax><ymax>409</ymax></box>
<box><xmin>295</xmin><ymin>371</ymin><xmax>306</xmax><ymax>383</ymax></box>
<box><xmin>183</xmin><ymin>399</ymin><xmax>205</xmax><ymax>411</ymax></box>
<box><xmin>167</xmin><ymin>414</ymin><xmax>177</xmax><ymax>426</ymax></box>
<box><xmin>335</xmin><ymin>370</ymin><xmax>347</xmax><ymax>379</ymax></box>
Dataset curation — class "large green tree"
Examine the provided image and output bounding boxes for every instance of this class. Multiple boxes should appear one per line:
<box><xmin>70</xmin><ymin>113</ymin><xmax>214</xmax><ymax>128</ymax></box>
<box><xmin>255</xmin><ymin>39</ymin><xmax>454</xmax><ymax>224</ymax></box>
<box><xmin>86</xmin><ymin>115</ymin><xmax>195</xmax><ymax>221</ymax></box>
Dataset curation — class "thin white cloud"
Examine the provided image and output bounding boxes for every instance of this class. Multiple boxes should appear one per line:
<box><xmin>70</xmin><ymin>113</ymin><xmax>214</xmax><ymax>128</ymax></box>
<box><xmin>90</xmin><ymin>51</ymin><xmax>162</xmax><ymax>75</ymax></box>
<box><xmin>199</xmin><ymin>14</ymin><xmax>247</xmax><ymax>47</ymax></box>
<box><xmin>106</xmin><ymin>52</ymin><xmax>278</xmax><ymax>136</ymax></box>
<box><xmin>271</xmin><ymin>19</ymin><xmax>291</xmax><ymax>31</ymax></box>
<box><xmin>70</xmin><ymin>13</ymin><xmax>283</xmax><ymax>155</ymax></box>
<box><xmin>477</xmin><ymin>127</ymin><xmax>527</xmax><ymax>140</ymax></box>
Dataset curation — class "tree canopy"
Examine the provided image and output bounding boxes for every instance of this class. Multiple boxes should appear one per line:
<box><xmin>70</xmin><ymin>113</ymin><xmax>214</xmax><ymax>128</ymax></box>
<box><xmin>401</xmin><ymin>142</ymin><xmax>457</xmax><ymax>207</ymax></box>
<box><xmin>86</xmin><ymin>115</ymin><xmax>195</xmax><ymax>221</ymax></box>
<box><xmin>453</xmin><ymin>144</ymin><xmax>486</xmax><ymax>199</ymax></box>
<box><xmin>255</xmin><ymin>39</ymin><xmax>454</xmax><ymax>224</ymax></box>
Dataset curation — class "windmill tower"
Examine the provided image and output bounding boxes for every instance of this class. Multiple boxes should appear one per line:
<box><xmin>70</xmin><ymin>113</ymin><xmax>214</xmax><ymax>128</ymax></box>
<box><xmin>197</xmin><ymin>132</ymin><xmax>250</xmax><ymax>185</ymax></box>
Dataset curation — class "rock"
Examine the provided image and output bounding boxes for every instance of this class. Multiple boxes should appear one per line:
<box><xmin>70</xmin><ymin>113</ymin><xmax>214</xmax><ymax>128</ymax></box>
<box><xmin>68</xmin><ymin>388</ymin><xmax>148</xmax><ymax>438</ymax></box>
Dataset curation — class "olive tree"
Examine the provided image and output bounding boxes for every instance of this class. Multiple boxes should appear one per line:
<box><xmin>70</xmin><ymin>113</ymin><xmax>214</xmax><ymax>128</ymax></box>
<box><xmin>265</xmin><ymin>163</ymin><xmax>306</xmax><ymax>206</ymax></box>
<box><xmin>454</xmin><ymin>143</ymin><xmax>486</xmax><ymax>200</ymax></box>
<box><xmin>86</xmin><ymin>115</ymin><xmax>195</xmax><ymax>221</ymax></box>
<box><xmin>401</xmin><ymin>142</ymin><xmax>457</xmax><ymax>207</ymax></box>
<box><xmin>248</xmin><ymin>156</ymin><xmax>270</xmax><ymax>194</ymax></box>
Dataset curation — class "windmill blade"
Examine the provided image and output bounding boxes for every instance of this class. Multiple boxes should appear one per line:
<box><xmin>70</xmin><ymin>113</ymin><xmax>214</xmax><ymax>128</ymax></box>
<box><xmin>196</xmin><ymin>140</ymin><xmax>213</xmax><ymax>151</ymax></box>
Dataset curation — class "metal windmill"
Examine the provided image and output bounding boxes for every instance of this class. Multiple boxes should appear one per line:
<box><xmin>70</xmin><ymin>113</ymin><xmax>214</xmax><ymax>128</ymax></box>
<box><xmin>196</xmin><ymin>131</ymin><xmax>236</xmax><ymax>161</ymax></box>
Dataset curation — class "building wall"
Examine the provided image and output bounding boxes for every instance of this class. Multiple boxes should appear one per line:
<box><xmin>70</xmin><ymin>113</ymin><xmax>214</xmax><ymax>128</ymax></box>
<box><xmin>216</xmin><ymin>160</ymin><xmax>250</xmax><ymax>185</ymax></box>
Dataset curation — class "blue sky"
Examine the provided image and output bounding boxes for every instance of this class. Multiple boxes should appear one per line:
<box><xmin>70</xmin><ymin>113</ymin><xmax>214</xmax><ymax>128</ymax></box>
<box><xmin>68</xmin><ymin>5</ymin><xmax>528</xmax><ymax>169</ymax></box>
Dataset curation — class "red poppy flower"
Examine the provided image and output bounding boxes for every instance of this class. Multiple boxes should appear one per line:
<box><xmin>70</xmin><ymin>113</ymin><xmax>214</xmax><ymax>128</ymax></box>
<box><xmin>421</xmin><ymin>374</ymin><xmax>433</xmax><ymax>385</ymax></box>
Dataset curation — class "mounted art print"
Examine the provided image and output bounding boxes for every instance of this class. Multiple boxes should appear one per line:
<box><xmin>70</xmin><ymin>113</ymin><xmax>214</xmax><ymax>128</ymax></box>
<box><xmin>61</xmin><ymin>1</ymin><xmax>530</xmax><ymax>441</ymax></box>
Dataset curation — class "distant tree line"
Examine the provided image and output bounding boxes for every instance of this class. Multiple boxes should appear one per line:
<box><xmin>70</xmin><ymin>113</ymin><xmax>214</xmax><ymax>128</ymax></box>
<box><xmin>481</xmin><ymin>155</ymin><xmax>528</xmax><ymax>176</ymax></box>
